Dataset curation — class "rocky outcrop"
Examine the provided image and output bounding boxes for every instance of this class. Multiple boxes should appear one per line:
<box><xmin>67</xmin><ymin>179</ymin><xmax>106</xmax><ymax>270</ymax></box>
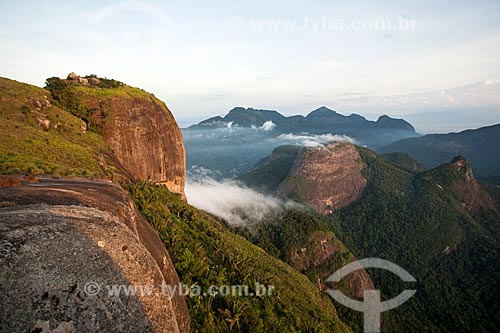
<box><xmin>0</xmin><ymin>177</ymin><xmax>190</xmax><ymax>332</ymax></box>
<box><xmin>450</xmin><ymin>156</ymin><xmax>496</xmax><ymax>215</ymax></box>
<box><xmin>60</xmin><ymin>73</ymin><xmax>186</xmax><ymax>197</ymax></box>
<box><xmin>276</xmin><ymin>143</ymin><xmax>367</xmax><ymax>214</ymax></box>
<box><xmin>288</xmin><ymin>231</ymin><xmax>375</xmax><ymax>300</ymax></box>
<box><xmin>67</xmin><ymin>72</ymin><xmax>92</xmax><ymax>86</ymax></box>
<box><xmin>67</xmin><ymin>72</ymin><xmax>79</xmax><ymax>81</ymax></box>
<box><xmin>290</xmin><ymin>232</ymin><xmax>340</xmax><ymax>271</ymax></box>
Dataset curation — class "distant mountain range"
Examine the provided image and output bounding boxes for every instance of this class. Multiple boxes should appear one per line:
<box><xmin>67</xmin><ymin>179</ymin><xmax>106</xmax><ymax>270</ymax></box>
<box><xmin>379</xmin><ymin>124</ymin><xmax>500</xmax><ymax>179</ymax></box>
<box><xmin>189</xmin><ymin>106</ymin><xmax>418</xmax><ymax>147</ymax></box>
<box><xmin>185</xmin><ymin>107</ymin><xmax>500</xmax><ymax>180</ymax></box>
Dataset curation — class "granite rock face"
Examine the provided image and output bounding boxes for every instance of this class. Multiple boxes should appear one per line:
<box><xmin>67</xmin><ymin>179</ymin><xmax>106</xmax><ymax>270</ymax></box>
<box><xmin>105</xmin><ymin>97</ymin><xmax>186</xmax><ymax>196</ymax></box>
<box><xmin>288</xmin><ymin>231</ymin><xmax>375</xmax><ymax>300</ymax></box>
<box><xmin>0</xmin><ymin>178</ymin><xmax>190</xmax><ymax>333</ymax></box>
<box><xmin>44</xmin><ymin>73</ymin><xmax>187</xmax><ymax>197</ymax></box>
<box><xmin>277</xmin><ymin>143</ymin><xmax>367</xmax><ymax>214</ymax></box>
<box><xmin>64</xmin><ymin>75</ymin><xmax>186</xmax><ymax>197</ymax></box>
<box><xmin>450</xmin><ymin>156</ymin><xmax>496</xmax><ymax>215</ymax></box>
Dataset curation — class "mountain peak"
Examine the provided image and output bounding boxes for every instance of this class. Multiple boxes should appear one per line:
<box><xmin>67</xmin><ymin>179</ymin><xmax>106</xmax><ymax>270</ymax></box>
<box><xmin>424</xmin><ymin>155</ymin><xmax>497</xmax><ymax>215</ymax></box>
<box><xmin>317</xmin><ymin>106</ymin><xmax>336</xmax><ymax>112</ymax></box>
<box><xmin>228</xmin><ymin>106</ymin><xmax>247</xmax><ymax>113</ymax></box>
<box><xmin>375</xmin><ymin>115</ymin><xmax>415</xmax><ymax>131</ymax></box>
<box><xmin>306</xmin><ymin>106</ymin><xmax>338</xmax><ymax>117</ymax></box>
<box><xmin>276</xmin><ymin>142</ymin><xmax>367</xmax><ymax>214</ymax></box>
<box><xmin>191</xmin><ymin>106</ymin><xmax>418</xmax><ymax>147</ymax></box>
<box><xmin>451</xmin><ymin>155</ymin><xmax>474</xmax><ymax>182</ymax></box>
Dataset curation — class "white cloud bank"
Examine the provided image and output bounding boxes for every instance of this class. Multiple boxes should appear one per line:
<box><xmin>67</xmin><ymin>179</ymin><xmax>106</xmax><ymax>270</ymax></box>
<box><xmin>260</xmin><ymin>120</ymin><xmax>276</xmax><ymax>131</ymax></box>
<box><xmin>277</xmin><ymin>133</ymin><xmax>356</xmax><ymax>147</ymax></box>
<box><xmin>250</xmin><ymin>120</ymin><xmax>277</xmax><ymax>131</ymax></box>
<box><xmin>185</xmin><ymin>178</ymin><xmax>297</xmax><ymax>226</ymax></box>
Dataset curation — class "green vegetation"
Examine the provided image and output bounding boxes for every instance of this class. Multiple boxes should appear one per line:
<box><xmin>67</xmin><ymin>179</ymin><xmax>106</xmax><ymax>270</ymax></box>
<box><xmin>330</xmin><ymin>148</ymin><xmax>500</xmax><ymax>332</ymax></box>
<box><xmin>44</xmin><ymin>76</ymin><xmax>153</xmax><ymax>132</ymax></box>
<box><xmin>378</xmin><ymin>124</ymin><xmax>500</xmax><ymax>178</ymax></box>
<box><xmin>238</xmin><ymin>143</ymin><xmax>500</xmax><ymax>332</ymax></box>
<box><xmin>85</xmin><ymin>75</ymin><xmax>124</xmax><ymax>88</ymax></box>
<box><xmin>234</xmin><ymin>209</ymin><xmax>365</xmax><ymax>332</ymax></box>
<box><xmin>380</xmin><ymin>152</ymin><xmax>424</xmax><ymax>173</ymax></box>
<box><xmin>0</xmin><ymin>77</ymin><xmax>117</xmax><ymax>177</ymax></box>
<box><xmin>237</xmin><ymin>145</ymin><xmax>301</xmax><ymax>192</ymax></box>
<box><xmin>127</xmin><ymin>181</ymin><xmax>352</xmax><ymax>333</ymax></box>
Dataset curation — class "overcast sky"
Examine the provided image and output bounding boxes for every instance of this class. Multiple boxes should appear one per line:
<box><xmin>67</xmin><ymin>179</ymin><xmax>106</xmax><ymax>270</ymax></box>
<box><xmin>1</xmin><ymin>0</ymin><xmax>499</xmax><ymax>130</ymax></box>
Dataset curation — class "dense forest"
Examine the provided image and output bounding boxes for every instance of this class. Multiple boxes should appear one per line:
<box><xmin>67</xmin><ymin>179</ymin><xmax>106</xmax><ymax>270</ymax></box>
<box><xmin>237</xmin><ymin>145</ymin><xmax>500</xmax><ymax>332</ymax></box>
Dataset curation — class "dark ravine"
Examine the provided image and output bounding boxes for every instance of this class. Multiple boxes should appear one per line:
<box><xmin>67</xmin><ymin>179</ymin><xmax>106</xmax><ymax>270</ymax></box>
<box><xmin>0</xmin><ymin>177</ymin><xmax>190</xmax><ymax>332</ymax></box>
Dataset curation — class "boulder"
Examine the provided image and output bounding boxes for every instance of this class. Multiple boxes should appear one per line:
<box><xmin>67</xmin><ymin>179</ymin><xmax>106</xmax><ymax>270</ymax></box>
<box><xmin>0</xmin><ymin>178</ymin><xmax>190</xmax><ymax>333</ymax></box>
<box><xmin>41</xmin><ymin>98</ymin><xmax>51</xmax><ymax>108</ymax></box>
<box><xmin>67</xmin><ymin>72</ymin><xmax>79</xmax><ymax>80</ymax></box>
<box><xmin>78</xmin><ymin>77</ymin><xmax>89</xmax><ymax>86</ymax></box>
<box><xmin>36</xmin><ymin>117</ymin><xmax>51</xmax><ymax>129</ymax></box>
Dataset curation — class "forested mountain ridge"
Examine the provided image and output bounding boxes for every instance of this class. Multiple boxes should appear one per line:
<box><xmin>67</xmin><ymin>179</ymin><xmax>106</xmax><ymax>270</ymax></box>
<box><xmin>189</xmin><ymin>106</ymin><xmax>418</xmax><ymax>147</ymax></box>
<box><xmin>238</xmin><ymin>142</ymin><xmax>500</xmax><ymax>332</ymax></box>
<box><xmin>378</xmin><ymin>123</ymin><xmax>500</xmax><ymax>179</ymax></box>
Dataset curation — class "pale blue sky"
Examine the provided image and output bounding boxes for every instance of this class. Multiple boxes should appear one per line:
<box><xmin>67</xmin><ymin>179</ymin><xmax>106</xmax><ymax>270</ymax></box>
<box><xmin>1</xmin><ymin>0</ymin><xmax>499</xmax><ymax>129</ymax></box>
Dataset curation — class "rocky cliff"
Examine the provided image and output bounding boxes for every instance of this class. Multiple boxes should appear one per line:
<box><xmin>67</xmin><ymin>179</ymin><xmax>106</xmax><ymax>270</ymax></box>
<box><xmin>432</xmin><ymin>156</ymin><xmax>497</xmax><ymax>215</ymax></box>
<box><xmin>46</xmin><ymin>73</ymin><xmax>186</xmax><ymax>196</ymax></box>
<box><xmin>0</xmin><ymin>177</ymin><xmax>190</xmax><ymax>332</ymax></box>
<box><xmin>276</xmin><ymin>143</ymin><xmax>367</xmax><ymax>214</ymax></box>
<box><xmin>0</xmin><ymin>75</ymin><xmax>190</xmax><ymax>332</ymax></box>
<box><xmin>1</xmin><ymin>75</ymin><xmax>186</xmax><ymax>197</ymax></box>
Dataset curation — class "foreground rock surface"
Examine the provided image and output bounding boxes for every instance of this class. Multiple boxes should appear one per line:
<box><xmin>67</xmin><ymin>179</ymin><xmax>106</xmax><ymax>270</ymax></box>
<box><xmin>0</xmin><ymin>177</ymin><xmax>189</xmax><ymax>333</ymax></box>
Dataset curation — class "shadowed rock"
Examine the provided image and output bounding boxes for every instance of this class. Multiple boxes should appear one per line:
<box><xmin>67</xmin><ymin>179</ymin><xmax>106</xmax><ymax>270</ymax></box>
<box><xmin>0</xmin><ymin>177</ymin><xmax>190</xmax><ymax>332</ymax></box>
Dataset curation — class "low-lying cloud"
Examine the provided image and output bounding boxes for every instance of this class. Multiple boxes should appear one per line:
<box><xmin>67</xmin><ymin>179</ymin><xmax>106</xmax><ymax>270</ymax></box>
<box><xmin>260</xmin><ymin>120</ymin><xmax>276</xmax><ymax>131</ymax></box>
<box><xmin>277</xmin><ymin>133</ymin><xmax>356</xmax><ymax>146</ymax></box>
<box><xmin>250</xmin><ymin>120</ymin><xmax>277</xmax><ymax>131</ymax></box>
<box><xmin>183</xmin><ymin>128</ymin><xmax>359</xmax><ymax>179</ymax></box>
<box><xmin>185</xmin><ymin>178</ymin><xmax>297</xmax><ymax>226</ymax></box>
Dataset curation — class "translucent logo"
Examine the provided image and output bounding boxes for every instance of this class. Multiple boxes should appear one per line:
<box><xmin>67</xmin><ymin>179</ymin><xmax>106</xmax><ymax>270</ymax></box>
<box><xmin>326</xmin><ymin>258</ymin><xmax>416</xmax><ymax>333</ymax></box>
